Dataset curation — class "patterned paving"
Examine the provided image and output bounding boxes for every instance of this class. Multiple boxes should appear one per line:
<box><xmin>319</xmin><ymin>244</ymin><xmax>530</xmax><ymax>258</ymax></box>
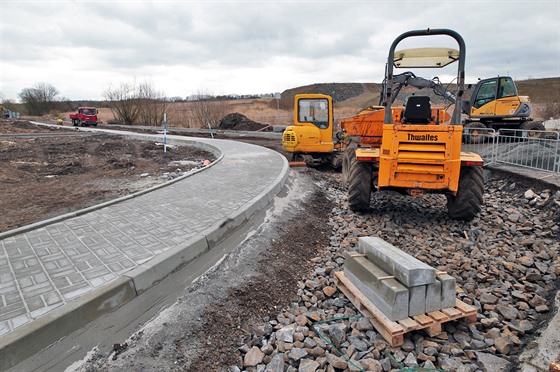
<box><xmin>0</xmin><ymin>137</ymin><xmax>287</xmax><ymax>335</ymax></box>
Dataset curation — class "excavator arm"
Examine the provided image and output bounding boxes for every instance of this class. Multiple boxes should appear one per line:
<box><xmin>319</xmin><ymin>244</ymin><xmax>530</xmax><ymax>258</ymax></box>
<box><xmin>380</xmin><ymin>72</ymin><xmax>456</xmax><ymax>105</ymax></box>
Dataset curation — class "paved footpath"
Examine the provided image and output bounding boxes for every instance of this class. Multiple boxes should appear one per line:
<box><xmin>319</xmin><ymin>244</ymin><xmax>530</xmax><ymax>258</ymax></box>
<box><xmin>0</xmin><ymin>129</ymin><xmax>288</xmax><ymax>369</ymax></box>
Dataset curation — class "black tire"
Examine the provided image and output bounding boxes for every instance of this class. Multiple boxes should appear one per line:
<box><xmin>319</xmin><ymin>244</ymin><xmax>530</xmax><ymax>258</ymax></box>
<box><xmin>341</xmin><ymin>147</ymin><xmax>356</xmax><ymax>187</ymax></box>
<box><xmin>520</xmin><ymin>121</ymin><xmax>545</xmax><ymax>138</ymax></box>
<box><xmin>347</xmin><ymin>152</ymin><xmax>372</xmax><ymax>212</ymax></box>
<box><xmin>447</xmin><ymin>166</ymin><xmax>484</xmax><ymax>221</ymax></box>
<box><xmin>463</xmin><ymin>122</ymin><xmax>487</xmax><ymax>144</ymax></box>
<box><xmin>72</xmin><ymin>119</ymin><xmax>79</xmax><ymax>126</ymax></box>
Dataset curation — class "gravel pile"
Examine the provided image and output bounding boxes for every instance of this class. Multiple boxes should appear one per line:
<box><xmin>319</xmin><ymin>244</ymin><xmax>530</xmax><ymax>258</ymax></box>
<box><xmin>232</xmin><ymin>172</ymin><xmax>559</xmax><ymax>372</ymax></box>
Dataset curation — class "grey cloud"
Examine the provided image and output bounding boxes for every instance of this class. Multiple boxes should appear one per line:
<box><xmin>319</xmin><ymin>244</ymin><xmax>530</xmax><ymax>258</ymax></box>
<box><xmin>1</xmin><ymin>0</ymin><xmax>558</xmax><ymax>100</ymax></box>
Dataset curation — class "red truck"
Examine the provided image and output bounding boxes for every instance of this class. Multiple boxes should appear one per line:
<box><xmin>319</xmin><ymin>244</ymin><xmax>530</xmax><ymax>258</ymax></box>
<box><xmin>69</xmin><ymin>107</ymin><xmax>99</xmax><ymax>126</ymax></box>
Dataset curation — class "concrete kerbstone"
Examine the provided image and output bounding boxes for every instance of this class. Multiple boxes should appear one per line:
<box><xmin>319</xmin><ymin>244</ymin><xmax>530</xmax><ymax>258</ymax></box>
<box><xmin>0</xmin><ymin>277</ymin><xmax>136</xmax><ymax>371</ymax></box>
<box><xmin>238</xmin><ymin>156</ymin><xmax>289</xmax><ymax>221</ymax></box>
<box><xmin>125</xmin><ymin>234</ymin><xmax>209</xmax><ymax>293</ymax></box>
<box><xmin>265</xmin><ymin>158</ymin><xmax>290</xmax><ymax>203</ymax></box>
<box><xmin>359</xmin><ymin>237</ymin><xmax>436</xmax><ymax>287</ymax></box>
<box><xmin>408</xmin><ymin>285</ymin><xmax>427</xmax><ymax>316</ymax></box>
<box><xmin>437</xmin><ymin>273</ymin><xmax>457</xmax><ymax>308</ymax></box>
<box><xmin>202</xmin><ymin>211</ymin><xmax>250</xmax><ymax>249</ymax></box>
<box><xmin>238</xmin><ymin>193</ymin><xmax>271</xmax><ymax>221</ymax></box>
<box><xmin>344</xmin><ymin>253</ymin><xmax>409</xmax><ymax>321</ymax></box>
<box><xmin>426</xmin><ymin>280</ymin><xmax>443</xmax><ymax>313</ymax></box>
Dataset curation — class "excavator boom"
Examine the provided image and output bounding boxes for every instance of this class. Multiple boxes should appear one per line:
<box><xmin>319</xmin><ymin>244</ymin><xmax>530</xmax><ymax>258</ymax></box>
<box><xmin>380</xmin><ymin>72</ymin><xmax>456</xmax><ymax>106</ymax></box>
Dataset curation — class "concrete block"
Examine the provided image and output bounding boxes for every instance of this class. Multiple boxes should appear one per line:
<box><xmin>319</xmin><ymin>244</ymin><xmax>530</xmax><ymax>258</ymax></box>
<box><xmin>201</xmin><ymin>212</ymin><xmax>248</xmax><ymax>249</ymax></box>
<box><xmin>408</xmin><ymin>285</ymin><xmax>426</xmax><ymax>316</ymax></box>
<box><xmin>126</xmin><ymin>234</ymin><xmax>209</xmax><ymax>293</ymax></box>
<box><xmin>437</xmin><ymin>274</ymin><xmax>456</xmax><ymax>308</ymax></box>
<box><xmin>359</xmin><ymin>237</ymin><xmax>436</xmax><ymax>287</ymax></box>
<box><xmin>238</xmin><ymin>193</ymin><xmax>271</xmax><ymax>221</ymax></box>
<box><xmin>0</xmin><ymin>277</ymin><xmax>136</xmax><ymax>371</ymax></box>
<box><xmin>426</xmin><ymin>280</ymin><xmax>442</xmax><ymax>313</ymax></box>
<box><xmin>344</xmin><ymin>253</ymin><xmax>409</xmax><ymax>321</ymax></box>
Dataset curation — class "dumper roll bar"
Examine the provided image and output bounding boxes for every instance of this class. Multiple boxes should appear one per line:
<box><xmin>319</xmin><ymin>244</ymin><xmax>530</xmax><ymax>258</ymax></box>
<box><xmin>383</xmin><ymin>28</ymin><xmax>466</xmax><ymax>125</ymax></box>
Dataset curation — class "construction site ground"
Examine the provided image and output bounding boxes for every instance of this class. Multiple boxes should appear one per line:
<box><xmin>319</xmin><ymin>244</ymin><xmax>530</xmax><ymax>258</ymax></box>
<box><xmin>2</xmin><ymin>119</ymin><xmax>559</xmax><ymax>372</ymax></box>
<box><xmin>0</xmin><ymin>120</ymin><xmax>216</xmax><ymax>233</ymax></box>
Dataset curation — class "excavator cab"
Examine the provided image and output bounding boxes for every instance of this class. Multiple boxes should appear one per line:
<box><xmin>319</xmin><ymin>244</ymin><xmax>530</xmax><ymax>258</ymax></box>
<box><xmin>462</xmin><ymin>76</ymin><xmax>544</xmax><ymax>136</ymax></box>
<box><xmin>467</xmin><ymin>76</ymin><xmax>531</xmax><ymax>120</ymax></box>
<box><xmin>282</xmin><ymin>94</ymin><xmax>340</xmax><ymax>166</ymax></box>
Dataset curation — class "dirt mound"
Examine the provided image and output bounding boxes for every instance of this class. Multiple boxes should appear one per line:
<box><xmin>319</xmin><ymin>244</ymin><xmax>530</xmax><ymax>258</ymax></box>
<box><xmin>11</xmin><ymin>120</ymin><xmax>39</xmax><ymax>129</ymax></box>
<box><xmin>219</xmin><ymin>113</ymin><xmax>271</xmax><ymax>131</ymax></box>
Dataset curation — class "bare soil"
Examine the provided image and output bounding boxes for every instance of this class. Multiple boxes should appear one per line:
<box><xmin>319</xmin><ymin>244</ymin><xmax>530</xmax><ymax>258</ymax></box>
<box><xmin>75</xmin><ymin>168</ymin><xmax>334</xmax><ymax>372</ymax></box>
<box><xmin>0</xmin><ymin>120</ymin><xmax>216</xmax><ymax>232</ymax></box>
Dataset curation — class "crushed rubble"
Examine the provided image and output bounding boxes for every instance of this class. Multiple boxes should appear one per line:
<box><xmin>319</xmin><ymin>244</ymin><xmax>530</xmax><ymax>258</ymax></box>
<box><xmin>231</xmin><ymin>172</ymin><xmax>559</xmax><ymax>372</ymax></box>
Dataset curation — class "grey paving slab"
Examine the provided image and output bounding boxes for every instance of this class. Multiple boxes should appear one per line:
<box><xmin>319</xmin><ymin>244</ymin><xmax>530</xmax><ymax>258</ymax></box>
<box><xmin>0</xmin><ymin>133</ymin><xmax>289</xmax><ymax>340</ymax></box>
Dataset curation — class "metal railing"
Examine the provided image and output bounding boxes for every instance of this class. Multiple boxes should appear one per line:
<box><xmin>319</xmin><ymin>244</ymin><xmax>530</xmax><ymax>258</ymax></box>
<box><xmin>462</xmin><ymin>127</ymin><xmax>560</xmax><ymax>173</ymax></box>
<box><xmin>461</xmin><ymin>127</ymin><xmax>498</xmax><ymax>164</ymax></box>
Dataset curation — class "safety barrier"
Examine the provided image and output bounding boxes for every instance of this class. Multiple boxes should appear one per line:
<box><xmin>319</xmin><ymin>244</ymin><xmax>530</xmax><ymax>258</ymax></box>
<box><xmin>461</xmin><ymin>127</ymin><xmax>498</xmax><ymax>164</ymax></box>
<box><xmin>462</xmin><ymin>127</ymin><xmax>560</xmax><ymax>173</ymax></box>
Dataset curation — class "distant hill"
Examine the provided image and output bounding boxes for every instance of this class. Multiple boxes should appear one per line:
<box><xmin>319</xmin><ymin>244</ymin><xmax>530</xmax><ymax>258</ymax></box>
<box><xmin>279</xmin><ymin>83</ymin><xmax>378</xmax><ymax>110</ymax></box>
<box><xmin>515</xmin><ymin>77</ymin><xmax>560</xmax><ymax>103</ymax></box>
<box><xmin>281</xmin><ymin>77</ymin><xmax>560</xmax><ymax>110</ymax></box>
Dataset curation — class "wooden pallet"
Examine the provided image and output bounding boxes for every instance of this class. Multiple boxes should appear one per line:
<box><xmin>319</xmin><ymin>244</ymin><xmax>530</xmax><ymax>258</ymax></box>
<box><xmin>334</xmin><ymin>271</ymin><xmax>477</xmax><ymax>347</ymax></box>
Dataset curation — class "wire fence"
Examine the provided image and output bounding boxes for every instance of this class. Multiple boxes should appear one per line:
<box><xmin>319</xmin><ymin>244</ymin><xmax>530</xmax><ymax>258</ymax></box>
<box><xmin>462</xmin><ymin>127</ymin><xmax>560</xmax><ymax>173</ymax></box>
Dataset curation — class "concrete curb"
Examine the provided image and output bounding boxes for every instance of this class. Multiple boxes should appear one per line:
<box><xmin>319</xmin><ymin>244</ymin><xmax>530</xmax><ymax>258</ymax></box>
<box><xmin>0</xmin><ymin>277</ymin><xmax>137</xmax><ymax>370</ymax></box>
<box><xmin>0</xmin><ymin>131</ymin><xmax>290</xmax><ymax>370</ymax></box>
<box><xmin>125</xmin><ymin>234</ymin><xmax>210</xmax><ymax>294</ymax></box>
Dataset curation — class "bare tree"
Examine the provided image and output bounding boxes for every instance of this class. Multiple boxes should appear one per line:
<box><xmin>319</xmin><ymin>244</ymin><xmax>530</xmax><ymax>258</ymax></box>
<box><xmin>137</xmin><ymin>81</ymin><xmax>167</xmax><ymax>126</ymax></box>
<box><xmin>190</xmin><ymin>89</ymin><xmax>228</xmax><ymax>128</ymax></box>
<box><xmin>104</xmin><ymin>81</ymin><xmax>140</xmax><ymax>125</ymax></box>
<box><xmin>1</xmin><ymin>98</ymin><xmax>19</xmax><ymax>112</ymax></box>
<box><xmin>105</xmin><ymin>80</ymin><xmax>167</xmax><ymax>126</ymax></box>
<box><xmin>540</xmin><ymin>102</ymin><xmax>560</xmax><ymax>120</ymax></box>
<box><xmin>18</xmin><ymin>83</ymin><xmax>59</xmax><ymax>115</ymax></box>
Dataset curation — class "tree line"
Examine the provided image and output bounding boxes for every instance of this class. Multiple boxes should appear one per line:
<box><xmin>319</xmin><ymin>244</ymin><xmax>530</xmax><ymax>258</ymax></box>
<box><xmin>3</xmin><ymin>81</ymin><xmax>273</xmax><ymax>128</ymax></box>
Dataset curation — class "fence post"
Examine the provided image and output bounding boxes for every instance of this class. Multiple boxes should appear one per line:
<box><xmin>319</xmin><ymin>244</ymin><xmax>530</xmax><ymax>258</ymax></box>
<box><xmin>554</xmin><ymin>135</ymin><xmax>560</xmax><ymax>173</ymax></box>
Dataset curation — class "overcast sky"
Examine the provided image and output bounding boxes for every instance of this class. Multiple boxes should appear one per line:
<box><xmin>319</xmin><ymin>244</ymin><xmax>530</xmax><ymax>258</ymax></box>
<box><xmin>1</xmin><ymin>0</ymin><xmax>559</xmax><ymax>101</ymax></box>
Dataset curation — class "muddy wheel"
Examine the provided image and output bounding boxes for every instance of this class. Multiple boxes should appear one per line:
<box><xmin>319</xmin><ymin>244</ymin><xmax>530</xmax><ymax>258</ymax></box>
<box><xmin>341</xmin><ymin>147</ymin><xmax>356</xmax><ymax>187</ymax></box>
<box><xmin>521</xmin><ymin>121</ymin><xmax>545</xmax><ymax>138</ymax></box>
<box><xmin>447</xmin><ymin>166</ymin><xmax>484</xmax><ymax>221</ymax></box>
<box><xmin>347</xmin><ymin>152</ymin><xmax>372</xmax><ymax>212</ymax></box>
<box><xmin>463</xmin><ymin>123</ymin><xmax>487</xmax><ymax>144</ymax></box>
<box><xmin>72</xmin><ymin>119</ymin><xmax>79</xmax><ymax>126</ymax></box>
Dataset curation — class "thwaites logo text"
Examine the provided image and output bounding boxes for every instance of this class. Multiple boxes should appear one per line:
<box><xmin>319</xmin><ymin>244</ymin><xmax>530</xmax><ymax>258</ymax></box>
<box><xmin>407</xmin><ymin>133</ymin><xmax>439</xmax><ymax>141</ymax></box>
